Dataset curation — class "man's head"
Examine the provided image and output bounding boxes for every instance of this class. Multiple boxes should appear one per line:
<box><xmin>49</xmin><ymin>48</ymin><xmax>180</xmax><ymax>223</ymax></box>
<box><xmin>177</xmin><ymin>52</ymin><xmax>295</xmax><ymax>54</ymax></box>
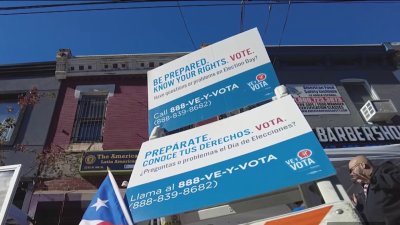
<box><xmin>348</xmin><ymin>155</ymin><xmax>374</xmax><ymax>184</ymax></box>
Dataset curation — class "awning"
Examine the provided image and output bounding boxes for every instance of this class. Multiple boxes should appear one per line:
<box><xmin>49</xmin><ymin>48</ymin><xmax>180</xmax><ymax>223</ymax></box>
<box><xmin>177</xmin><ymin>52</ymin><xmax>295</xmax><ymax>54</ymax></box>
<box><xmin>325</xmin><ymin>144</ymin><xmax>400</xmax><ymax>161</ymax></box>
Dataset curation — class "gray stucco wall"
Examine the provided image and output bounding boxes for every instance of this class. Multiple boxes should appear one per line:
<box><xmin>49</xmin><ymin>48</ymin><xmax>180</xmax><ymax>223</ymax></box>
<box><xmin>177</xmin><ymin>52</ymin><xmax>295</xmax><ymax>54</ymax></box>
<box><xmin>0</xmin><ymin>73</ymin><xmax>60</xmax><ymax>178</ymax></box>
<box><xmin>274</xmin><ymin>58</ymin><xmax>400</xmax><ymax>128</ymax></box>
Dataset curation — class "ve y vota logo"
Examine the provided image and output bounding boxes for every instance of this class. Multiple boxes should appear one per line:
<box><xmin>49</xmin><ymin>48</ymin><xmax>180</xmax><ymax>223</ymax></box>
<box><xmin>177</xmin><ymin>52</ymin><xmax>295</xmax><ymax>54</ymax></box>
<box><xmin>285</xmin><ymin>149</ymin><xmax>317</xmax><ymax>171</ymax></box>
<box><xmin>247</xmin><ymin>73</ymin><xmax>268</xmax><ymax>91</ymax></box>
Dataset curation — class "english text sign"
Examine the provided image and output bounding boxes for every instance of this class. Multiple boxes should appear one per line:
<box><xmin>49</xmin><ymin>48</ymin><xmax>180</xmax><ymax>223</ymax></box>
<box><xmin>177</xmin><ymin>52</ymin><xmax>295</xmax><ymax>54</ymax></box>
<box><xmin>147</xmin><ymin>28</ymin><xmax>279</xmax><ymax>134</ymax></box>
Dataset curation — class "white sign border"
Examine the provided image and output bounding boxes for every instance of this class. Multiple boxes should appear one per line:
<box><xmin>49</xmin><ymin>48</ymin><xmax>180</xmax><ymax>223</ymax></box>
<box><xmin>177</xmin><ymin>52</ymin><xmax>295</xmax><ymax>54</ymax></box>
<box><xmin>0</xmin><ymin>164</ymin><xmax>21</xmax><ymax>225</ymax></box>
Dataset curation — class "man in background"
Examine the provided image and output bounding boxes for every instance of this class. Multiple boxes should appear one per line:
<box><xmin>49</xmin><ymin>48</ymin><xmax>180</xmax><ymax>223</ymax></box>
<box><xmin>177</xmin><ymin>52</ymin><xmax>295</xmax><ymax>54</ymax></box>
<box><xmin>348</xmin><ymin>155</ymin><xmax>400</xmax><ymax>225</ymax></box>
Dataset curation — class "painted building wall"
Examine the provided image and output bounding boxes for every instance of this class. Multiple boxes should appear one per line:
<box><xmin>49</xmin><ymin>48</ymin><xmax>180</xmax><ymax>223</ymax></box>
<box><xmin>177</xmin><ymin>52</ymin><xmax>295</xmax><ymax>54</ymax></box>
<box><xmin>0</xmin><ymin>62</ymin><xmax>59</xmax><ymax>178</ymax></box>
<box><xmin>267</xmin><ymin>44</ymin><xmax>400</xmax><ymax>132</ymax></box>
<box><xmin>278</xmin><ymin>68</ymin><xmax>399</xmax><ymax>126</ymax></box>
<box><xmin>0</xmin><ymin>62</ymin><xmax>59</xmax><ymax>223</ymax></box>
<box><xmin>102</xmin><ymin>77</ymin><xmax>148</xmax><ymax>149</ymax></box>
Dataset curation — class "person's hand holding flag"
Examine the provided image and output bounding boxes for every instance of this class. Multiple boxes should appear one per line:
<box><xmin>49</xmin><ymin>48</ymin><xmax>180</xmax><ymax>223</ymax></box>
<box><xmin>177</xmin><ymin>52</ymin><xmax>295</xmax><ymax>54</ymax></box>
<box><xmin>79</xmin><ymin>170</ymin><xmax>134</xmax><ymax>225</ymax></box>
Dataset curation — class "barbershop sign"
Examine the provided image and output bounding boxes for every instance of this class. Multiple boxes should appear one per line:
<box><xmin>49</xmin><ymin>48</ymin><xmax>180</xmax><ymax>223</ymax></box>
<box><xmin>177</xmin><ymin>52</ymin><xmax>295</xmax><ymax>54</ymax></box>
<box><xmin>314</xmin><ymin>126</ymin><xmax>400</xmax><ymax>148</ymax></box>
<box><xmin>80</xmin><ymin>150</ymin><xmax>139</xmax><ymax>174</ymax></box>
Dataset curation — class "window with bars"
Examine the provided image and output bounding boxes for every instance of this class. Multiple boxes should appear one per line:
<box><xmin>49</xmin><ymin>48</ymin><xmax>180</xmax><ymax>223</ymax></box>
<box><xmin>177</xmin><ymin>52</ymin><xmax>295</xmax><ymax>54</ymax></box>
<box><xmin>71</xmin><ymin>95</ymin><xmax>107</xmax><ymax>143</ymax></box>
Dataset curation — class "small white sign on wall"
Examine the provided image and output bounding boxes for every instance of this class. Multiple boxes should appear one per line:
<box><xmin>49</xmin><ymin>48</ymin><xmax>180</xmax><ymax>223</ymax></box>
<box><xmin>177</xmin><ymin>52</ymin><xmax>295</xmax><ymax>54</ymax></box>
<box><xmin>287</xmin><ymin>84</ymin><xmax>350</xmax><ymax>115</ymax></box>
<box><xmin>0</xmin><ymin>164</ymin><xmax>21</xmax><ymax>225</ymax></box>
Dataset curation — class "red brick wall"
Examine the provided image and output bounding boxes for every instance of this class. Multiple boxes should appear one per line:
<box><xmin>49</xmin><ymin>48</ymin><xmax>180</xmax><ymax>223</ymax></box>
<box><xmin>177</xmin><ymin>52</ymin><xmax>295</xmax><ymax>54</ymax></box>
<box><xmin>44</xmin><ymin>76</ymin><xmax>147</xmax><ymax>191</ymax></box>
<box><xmin>49</xmin><ymin>84</ymin><xmax>79</xmax><ymax>148</ymax></box>
<box><xmin>102</xmin><ymin>78</ymin><xmax>148</xmax><ymax>149</ymax></box>
<box><xmin>40</xmin><ymin>178</ymin><xmax>97</xmax><ymax>191</ymax></box>
<box><xmin>48</xmin><ymin>75</ymin><xmax>148</xmax><ymax>150</ymax></box>
<box><xmin>38</xmin><ymin>175</ymin><xmax>129</xmax><ymax>191</ymax></box>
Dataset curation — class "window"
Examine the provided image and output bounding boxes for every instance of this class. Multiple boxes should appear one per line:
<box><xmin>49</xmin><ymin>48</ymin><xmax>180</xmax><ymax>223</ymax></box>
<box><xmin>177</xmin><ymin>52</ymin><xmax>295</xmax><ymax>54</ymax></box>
<box><xmin>149</xmin><ymin>62</ymin><xmax>155</xmax><ymax>68</ymax></box>
<box><xmin>71</xmin><ymin>95</ymin><xmax>107</xmax><ymax>143</ymax></box>
<box><xmin>88</xmin><ymin>65</ymin><xmax>92</xmax><ymax>70</ymax></box>
<box><xmin>29</xmin><ymin>193</ymin><xmax>91</xmax><ymax>225</ymax></box>
<box><xmin>79</xmin><ymin>65</ymin><xmax>84</xmax><ymax>70</ymax></box>
<box><xmin>104</xmin><ymin>64</ymin><xmax>108</xmax><ymax>69</ymax></box>
<box><xmin>70</xmin><ymin>66</ymin><xmax>74</xmax><ymax>71</ymax></box>
<box><xmin>342</xmin><ymin>79</ymin><xmax>378</xmax><ymax>111</ymax></box>
<box><xmin>34</xmin><ymin>201</ymin><xmax>87</xmax><ymax>225</ymax></box>
<box><xmin>0</xmin><ymin>94</ymin><xmax>23</xmax><ymax>145</ymax></box>
<box><xmin>113</xmin><ymin>63</ymin><xmax>118</xmax><ymax>69</ymax></box>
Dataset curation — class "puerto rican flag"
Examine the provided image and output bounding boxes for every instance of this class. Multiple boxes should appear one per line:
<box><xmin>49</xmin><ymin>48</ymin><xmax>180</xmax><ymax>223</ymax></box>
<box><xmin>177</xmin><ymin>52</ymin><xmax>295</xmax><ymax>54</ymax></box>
<box><xmin>80</xmin><ymin>171</ymin><xmax>134</xmax><ymax>225</ymax></box>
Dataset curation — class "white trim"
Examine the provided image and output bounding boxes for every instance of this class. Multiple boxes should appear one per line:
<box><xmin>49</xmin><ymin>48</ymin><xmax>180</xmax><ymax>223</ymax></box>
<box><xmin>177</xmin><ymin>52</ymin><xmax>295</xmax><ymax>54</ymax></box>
<box><xmin>74</xmin><ymin>84</ymin><xmax>115</xmax><ymax>99</ymax></box>
<box><xmin>0</xmin><ymin>164</ymin><xmax>22</xmax><ymax>225</ymax></box>
<box><xmin>325</xmin><ymin>144</ymin><xmax>400</xmax><ymax>161</ymax></box>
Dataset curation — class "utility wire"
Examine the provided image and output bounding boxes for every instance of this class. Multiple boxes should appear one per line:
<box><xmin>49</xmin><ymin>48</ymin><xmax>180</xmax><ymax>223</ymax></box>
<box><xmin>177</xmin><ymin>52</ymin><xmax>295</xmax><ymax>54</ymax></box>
<box><xmin>177</xmin><ymin>1</ymin><xmax>197</xmax><ymax>50</ymax></box>
<box><xmin>0</xmin><ymin>0</ymin><xmax>200</xmax><ymax>11</ymax></box>
<box><xmin>272</xmin><ymin>0</ymin><xmax>291</xmax><ymax>67</ymax></box>
<box><xmin>0</xmin><ymin>1</ymin><xmax>118</xmax><ymax>10</ymax></box>
<box><xmin>264</xmin><ymin>3</ymin><xmax>273</xmax><ymax>37</ymax></box>
<box><xmin>1</xmin><ymin>1</ymin><xmax>400</xmax><ymax>16</ymax></box>
<box><xmin>0</xmin><ymin>2</ymin><xmax>261</xmax><ymax>16</ymax></box>
<box><xmin>240</xmin><ymin>0</ymin><xmax>247</xmax><ymax>33</ymax></box>
<box><xmin>1</xmin><ymin>0</ymin><xmax>400</xmax><ymax>11</ymax></box>
<box><xmin>278</xmin><ymin>0</ymin><xmax>291</xmax><ymax>47</ymax></box>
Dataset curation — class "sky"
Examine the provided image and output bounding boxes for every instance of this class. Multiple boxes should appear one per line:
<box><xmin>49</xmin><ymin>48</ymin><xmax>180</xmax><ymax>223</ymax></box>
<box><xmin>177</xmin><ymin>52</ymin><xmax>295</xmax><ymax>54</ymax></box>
<box><xmin>1</xmin><ymin>0</ymin><xmax>400</xmax><ymax>65</ymax></box>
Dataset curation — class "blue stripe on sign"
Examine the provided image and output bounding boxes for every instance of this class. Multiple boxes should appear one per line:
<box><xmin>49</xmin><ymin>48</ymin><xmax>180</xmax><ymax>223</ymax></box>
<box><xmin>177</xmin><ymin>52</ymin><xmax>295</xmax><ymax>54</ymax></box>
<box><xmin>148</xmin><ymin>63</ymin><xmax>280</xmax><ymax>134</ymax></box>
<box><xmin>127</xmin><ymin>132</ymin><xmax>336</xmax><ymax>222</ymax></box>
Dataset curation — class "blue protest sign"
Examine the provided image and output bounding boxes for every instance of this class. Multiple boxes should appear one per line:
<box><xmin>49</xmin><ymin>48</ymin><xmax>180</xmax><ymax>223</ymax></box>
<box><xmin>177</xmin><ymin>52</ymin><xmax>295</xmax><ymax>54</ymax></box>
<box><xmin>147</xmin><ymin>28</ymin><xmax>280</xmax><ymax>134</ymax></box>
<box><xmin>127</xmin><ymin>96</ymin><xmax>336</xmax><ymax>222</ymax></box>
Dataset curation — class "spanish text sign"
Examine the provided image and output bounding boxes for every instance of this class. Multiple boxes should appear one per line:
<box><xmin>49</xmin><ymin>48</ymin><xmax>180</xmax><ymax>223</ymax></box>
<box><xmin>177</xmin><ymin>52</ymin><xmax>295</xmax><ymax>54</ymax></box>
<box><xmin>147</xmin><ymin>28</ymin><xmax>279</xmax><ymax>134</ymax></box>
<box><xmin>127</xmin><ymin>96</ymin><xmax>336</xmax><ymax>222</ymax></box>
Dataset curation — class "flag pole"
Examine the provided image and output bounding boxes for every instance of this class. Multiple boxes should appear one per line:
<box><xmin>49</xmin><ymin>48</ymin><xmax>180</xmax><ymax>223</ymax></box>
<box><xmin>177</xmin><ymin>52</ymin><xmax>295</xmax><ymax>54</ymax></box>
<box><xmin>107</xmin><ymin>169</ymin><xmax>134</xmax><ymax>225</ymax></box>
